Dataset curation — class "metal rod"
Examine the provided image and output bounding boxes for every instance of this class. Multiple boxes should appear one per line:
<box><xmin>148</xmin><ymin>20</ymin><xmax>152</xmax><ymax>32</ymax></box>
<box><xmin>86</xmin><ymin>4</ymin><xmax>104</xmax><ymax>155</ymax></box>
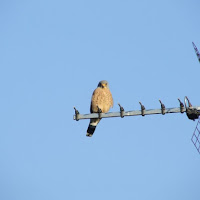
<box><xmin>178</xmin><ymin>98</ymin><xmax>184</xmax><ymax>113</ymax></box>
<box><xmin>73</xmin><ymin>106</ymin><xmax>200</xmax><ymax>120</ymax></box>
<box><xmin>118</xmin><ymin>103</ymin><xmax>125</xmax><ymax>118</ymax></box>
<box><xmin>192</xmin><ymin>42</ymin><xmax>200</xmax><ymax>62</ymax></box>
<box><xmin>139</xmin><ymin>102</ymin><xmax>145</xmax><ymax>116</ymax></box>
<box><xmin>159</xmin><ymin>100</ymin><xmax>165</xmax><ymax>115</ymax></box>
<box><xmin>73</xmin><ymin>107</ymin><xmax>80</xmax><ymax>121</ymax></box>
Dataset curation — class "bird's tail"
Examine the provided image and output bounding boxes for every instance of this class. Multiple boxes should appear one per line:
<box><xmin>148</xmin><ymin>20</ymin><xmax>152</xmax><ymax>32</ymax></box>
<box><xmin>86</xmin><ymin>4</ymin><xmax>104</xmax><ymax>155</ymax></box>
<box><xmin>86</xmin><ymin>118</ymin><xmax>101</xmax><ymax>137</ymax></box>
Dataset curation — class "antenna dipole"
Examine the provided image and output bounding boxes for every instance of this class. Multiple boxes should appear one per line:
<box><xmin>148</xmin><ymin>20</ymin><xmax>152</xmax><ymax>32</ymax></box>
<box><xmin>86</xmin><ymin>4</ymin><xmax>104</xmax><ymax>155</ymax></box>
<box><xmin>192</xmin><ymin>42</ymin><xmax>200</xmax><ymax>62</ymax></box>
<box><xmin>73</xmin><ymin>97</ymin><xmax>200</xmax><ymax>121</ymax></box>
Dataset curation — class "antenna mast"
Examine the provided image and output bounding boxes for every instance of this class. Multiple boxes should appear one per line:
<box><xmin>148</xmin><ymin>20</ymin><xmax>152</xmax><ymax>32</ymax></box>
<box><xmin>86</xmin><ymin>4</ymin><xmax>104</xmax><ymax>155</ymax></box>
<box><xmin>192</xmin><ymin>42</ymin><xmax>200</xmax><ymax>62</ymax></box>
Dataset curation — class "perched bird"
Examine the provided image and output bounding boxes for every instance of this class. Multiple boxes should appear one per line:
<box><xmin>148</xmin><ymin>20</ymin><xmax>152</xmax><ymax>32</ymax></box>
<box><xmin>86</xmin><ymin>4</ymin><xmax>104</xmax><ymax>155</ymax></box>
<box><xmin>86</xmin><ymin>80</ymin><xmax>113</xmax><ymax>137</ymax></box>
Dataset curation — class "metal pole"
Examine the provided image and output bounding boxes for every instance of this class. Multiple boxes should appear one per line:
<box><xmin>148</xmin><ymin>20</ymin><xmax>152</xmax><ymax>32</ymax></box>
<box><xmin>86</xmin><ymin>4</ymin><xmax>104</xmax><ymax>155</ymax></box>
<box><xmin>73</xmin><ymin>97</ymin><xmax>200</xmax><ymax>121</ymax></box>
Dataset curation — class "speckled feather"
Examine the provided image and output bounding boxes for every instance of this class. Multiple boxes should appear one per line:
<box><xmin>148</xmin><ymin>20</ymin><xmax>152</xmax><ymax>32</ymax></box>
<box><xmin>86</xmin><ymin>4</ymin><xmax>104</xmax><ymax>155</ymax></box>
<box><xmin>86</xmin><ymin>80</ymin><xmax>113</xmax><ymax>137</ymax></box>
<box><xmin>90</xmin><ymin>87</ymin><xmax>113</xmax><ymax>113</ymax></box>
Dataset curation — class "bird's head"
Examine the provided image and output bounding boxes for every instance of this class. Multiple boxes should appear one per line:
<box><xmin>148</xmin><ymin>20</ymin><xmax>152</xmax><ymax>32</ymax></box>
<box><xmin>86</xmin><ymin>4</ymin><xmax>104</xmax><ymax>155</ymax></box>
<box><xmin>98</xmin><ymin>80</ymin><xmax>109</xmax><ymax>89</ymax></box>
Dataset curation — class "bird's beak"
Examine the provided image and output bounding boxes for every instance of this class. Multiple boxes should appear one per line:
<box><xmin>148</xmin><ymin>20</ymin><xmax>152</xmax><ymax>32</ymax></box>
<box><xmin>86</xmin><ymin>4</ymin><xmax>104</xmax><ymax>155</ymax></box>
<box><xmin>102</xmin><ymin>83</ymin><xmax>106</xmax><ymax>88</ymax></box>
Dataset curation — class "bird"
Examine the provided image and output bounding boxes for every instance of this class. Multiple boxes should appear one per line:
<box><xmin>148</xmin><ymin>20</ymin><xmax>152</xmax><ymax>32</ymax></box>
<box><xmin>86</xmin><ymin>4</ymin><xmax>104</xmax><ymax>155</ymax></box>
<box><xmin>86</xmin><ymin>80</ymin><xmax>113</xmax><ymax>137</ymax></box>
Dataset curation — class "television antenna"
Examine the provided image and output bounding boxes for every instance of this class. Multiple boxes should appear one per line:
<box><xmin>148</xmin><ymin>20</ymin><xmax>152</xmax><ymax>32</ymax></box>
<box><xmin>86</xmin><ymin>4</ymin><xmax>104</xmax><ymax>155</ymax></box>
<box><xmin>73</xmin><ymin>42</ymin><xmax>200</xmax><ymax>154</ymax></box>
<box><xmin>73</xmin><ymin>97</ymin><xmax>200</xmax><ymax>153</ymax></box>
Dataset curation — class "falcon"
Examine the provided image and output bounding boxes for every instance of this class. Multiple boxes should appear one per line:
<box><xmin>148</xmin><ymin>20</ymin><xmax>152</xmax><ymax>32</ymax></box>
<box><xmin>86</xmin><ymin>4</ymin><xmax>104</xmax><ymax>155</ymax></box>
<box><xmin>86</xmin><ymin>80</ymin><xmax>113</xmax><ymax>137</ymax></box>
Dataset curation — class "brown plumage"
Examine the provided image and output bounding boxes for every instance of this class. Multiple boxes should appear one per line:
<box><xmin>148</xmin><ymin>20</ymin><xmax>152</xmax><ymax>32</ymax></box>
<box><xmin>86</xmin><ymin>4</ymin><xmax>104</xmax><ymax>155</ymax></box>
<box><xmin>86</xmin><ymin>80</ymin><xmax>113</xmax><ymax>137</ymax></box>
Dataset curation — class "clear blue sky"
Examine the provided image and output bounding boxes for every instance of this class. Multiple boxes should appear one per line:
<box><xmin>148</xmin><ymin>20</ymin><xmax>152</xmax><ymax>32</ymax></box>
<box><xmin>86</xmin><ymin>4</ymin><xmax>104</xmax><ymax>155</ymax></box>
<box><xmin>0</xmin><ymin>0</ymin><xmax>200</xmax><ymax>200</ymax></box>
